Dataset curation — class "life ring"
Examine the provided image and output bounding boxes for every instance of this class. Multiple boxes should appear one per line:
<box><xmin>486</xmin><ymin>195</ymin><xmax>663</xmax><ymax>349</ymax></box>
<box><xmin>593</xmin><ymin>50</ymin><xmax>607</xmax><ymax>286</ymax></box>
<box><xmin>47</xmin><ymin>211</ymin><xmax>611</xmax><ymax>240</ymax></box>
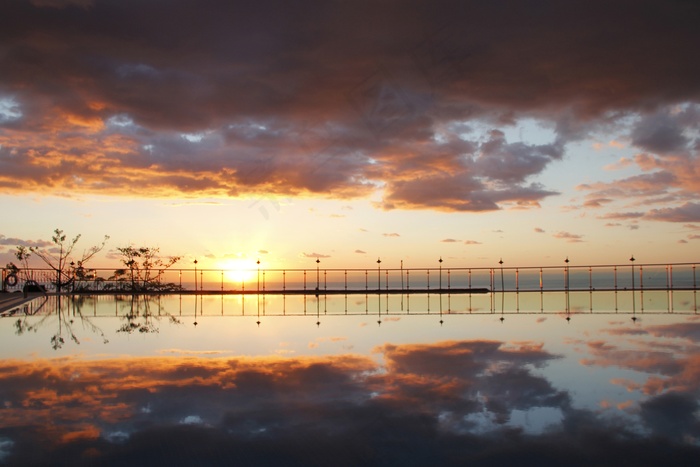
<box><xmin>4</xmin><ymin>273</ymin><xmax>18</xmax><ymax>287</ymax></box>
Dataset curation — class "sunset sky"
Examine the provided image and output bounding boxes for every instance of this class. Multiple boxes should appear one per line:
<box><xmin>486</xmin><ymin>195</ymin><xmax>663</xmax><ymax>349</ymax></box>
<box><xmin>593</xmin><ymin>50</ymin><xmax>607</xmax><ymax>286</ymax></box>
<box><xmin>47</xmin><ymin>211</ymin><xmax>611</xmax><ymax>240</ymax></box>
<box><xmin>1</xmin><ymin>0</ymin><xmax>700</xmax><ymax>271</ymax></box>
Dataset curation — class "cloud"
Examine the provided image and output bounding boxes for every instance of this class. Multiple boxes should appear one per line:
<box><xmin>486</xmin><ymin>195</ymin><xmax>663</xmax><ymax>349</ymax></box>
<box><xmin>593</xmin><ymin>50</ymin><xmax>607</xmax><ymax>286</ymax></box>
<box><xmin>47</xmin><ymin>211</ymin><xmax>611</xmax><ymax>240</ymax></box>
<box><xmin>0</xmin><ymin>235</ymin><xmax>53</xmax><ymax>248</ymax></box>
<box><xmin>583</xmin><ymin>198</ymin><xmax>613</xmax><ymax>208</ymax></box>
<box><xmin>552</xmin><ymin>231</ymin><xmax>584</xmax><ymax>243</ymax></box>
<box><xmin>577</xmin><ymin>107</ymin><xmax>700</xmax><ymax>222</ymax></box>
<box><xmin>603</xmin><ymin>157</ymin><xmax>635</xmax><ymax>171</ymax></box>
<box><xmin>472</xmin><ymin>130</ymin><xmax>563</xmax><ymax>184</ymax></box>
<box><xmin>646</xmin><ymin>202</ymin><xmax>700</xmax><ymax>222</ymax></box>
<box><xmin>599</xmin><ymin>211</ymin><xmax>645</xmax><ymax>220</ymax></box>
<box><xmin>464</xmin><ymin>240</ymin><xmax>482</xmax><ymax>245</ymax></box>
<box><xmin>2</xmin><ymin>1</ymin><xmax>697</xmax><ymax>213</ymax></box>
<box><xmin>29</xmin><ymin>0</ymin><xmax>93</xmax><ymax>8</ymax></box>
<box><xmin>631</xmin><ymin>110</ymin><xmax>691</xmax><ymax>154</ymax></box>
<box><xmin>354</xmin><ymin>249</ymin><xmax>366</xmax><ymax>254</ymax></box>
<box><xmin>382</xmin><ymin>233</ymin><xmax>400</xmax><ymax>237</ymax></box>
<box><xmin>534</xmin><ymin>228</ymin><xmax>545</xmax><ymax>233</ymax></box>
<box><xmin>441</xmin><ymin>238</ymin><xmax>459</xmax><ymax>243</ymax></box>
<box><xmin>302</xmin><ymin>252</ymin><xmax>330</xmax><ymax>259</ymax></box>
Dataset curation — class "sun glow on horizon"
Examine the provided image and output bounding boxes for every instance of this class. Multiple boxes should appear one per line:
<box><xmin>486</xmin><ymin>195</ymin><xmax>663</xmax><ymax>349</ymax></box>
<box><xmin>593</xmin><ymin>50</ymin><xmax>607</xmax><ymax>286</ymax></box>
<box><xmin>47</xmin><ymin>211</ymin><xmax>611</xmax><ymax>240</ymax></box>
<box><xmin>218</xmin><ymin>258</ymin><xmax>259</xmax><ymax>284</ymax></box>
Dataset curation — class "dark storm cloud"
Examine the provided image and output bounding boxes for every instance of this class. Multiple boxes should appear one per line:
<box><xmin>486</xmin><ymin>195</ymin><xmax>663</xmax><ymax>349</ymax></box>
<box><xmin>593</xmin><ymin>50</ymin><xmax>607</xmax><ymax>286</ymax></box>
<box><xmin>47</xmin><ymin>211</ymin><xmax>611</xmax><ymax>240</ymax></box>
<box><xmin>1</xmin><ymin>0</ymin><xmax>700</xmax><ymax>211</ymax></box>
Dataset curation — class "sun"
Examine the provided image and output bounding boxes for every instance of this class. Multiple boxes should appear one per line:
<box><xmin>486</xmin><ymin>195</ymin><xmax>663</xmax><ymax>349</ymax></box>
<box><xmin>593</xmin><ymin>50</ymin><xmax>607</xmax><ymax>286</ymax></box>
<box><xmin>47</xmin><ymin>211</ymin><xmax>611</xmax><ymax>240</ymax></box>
<box><xmin>218</xmin><ymin>259</ymin><xmax>258</xmax><ymax>284</ymax></box>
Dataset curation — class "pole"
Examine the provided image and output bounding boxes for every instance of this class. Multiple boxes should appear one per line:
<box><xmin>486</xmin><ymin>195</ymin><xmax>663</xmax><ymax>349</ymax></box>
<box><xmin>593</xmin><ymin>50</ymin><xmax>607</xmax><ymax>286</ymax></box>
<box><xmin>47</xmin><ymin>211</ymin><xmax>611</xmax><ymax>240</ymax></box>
<box><xmin>630</xmin><ymin>255</ymin><xmax>636</xmax><ymax>312</ymax></box>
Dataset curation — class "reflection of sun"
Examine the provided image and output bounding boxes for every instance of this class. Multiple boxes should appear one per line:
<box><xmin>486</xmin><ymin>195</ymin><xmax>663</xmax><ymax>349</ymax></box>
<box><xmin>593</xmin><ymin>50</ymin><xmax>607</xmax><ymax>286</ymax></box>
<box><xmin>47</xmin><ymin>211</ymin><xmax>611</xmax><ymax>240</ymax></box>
<box><xmin>219</xmin><ymin>259</ymin><xmax>258</xmax><ymax>284</ymax></box>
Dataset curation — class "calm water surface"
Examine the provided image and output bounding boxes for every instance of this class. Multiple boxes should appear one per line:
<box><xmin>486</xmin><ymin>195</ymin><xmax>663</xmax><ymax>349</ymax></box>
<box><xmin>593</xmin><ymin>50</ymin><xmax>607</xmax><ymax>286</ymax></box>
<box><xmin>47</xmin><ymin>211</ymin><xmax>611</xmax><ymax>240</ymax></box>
<box><xmin>1</xmin><ymin>292</ymin><xmax>700</xmax><ymax>466</ymax></box>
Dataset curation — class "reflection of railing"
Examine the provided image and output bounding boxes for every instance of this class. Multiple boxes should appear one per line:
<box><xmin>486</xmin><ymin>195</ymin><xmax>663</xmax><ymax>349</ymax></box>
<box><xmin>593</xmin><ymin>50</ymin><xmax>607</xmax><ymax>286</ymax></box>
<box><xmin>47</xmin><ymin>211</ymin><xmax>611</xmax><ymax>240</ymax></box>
<box><xmin>2</xmin><ymin>289</ymin><xmax>697</xmax><ymax>323</ymax></box>
<box><xmin>1</xmin><ymin>262</ymin><xmax>698</xmax><ymax>294</ymax></box>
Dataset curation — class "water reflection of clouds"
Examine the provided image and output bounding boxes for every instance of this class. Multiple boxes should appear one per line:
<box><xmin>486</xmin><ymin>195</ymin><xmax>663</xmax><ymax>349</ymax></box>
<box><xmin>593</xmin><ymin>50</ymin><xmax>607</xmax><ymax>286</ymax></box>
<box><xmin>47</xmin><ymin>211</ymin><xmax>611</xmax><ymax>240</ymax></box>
<box><xmin>2</xmin><ymin>337</ymin><xmax>700</xmax><ymax>464</ymax></box>
<box><xmin>578</xmin><ymin>321</ymin><xmax>700</xmax><ymax>443</ymax></box>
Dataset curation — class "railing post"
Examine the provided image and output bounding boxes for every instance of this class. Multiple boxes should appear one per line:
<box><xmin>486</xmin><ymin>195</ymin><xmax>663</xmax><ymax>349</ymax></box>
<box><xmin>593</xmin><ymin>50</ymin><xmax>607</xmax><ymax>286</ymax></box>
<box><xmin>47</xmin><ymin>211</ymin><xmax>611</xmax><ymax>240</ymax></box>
<box><xmin>316</xmin><ymin>259</ymin><xmax>320</xmax><ymax>290</ymax></box>
<box><xmin>193</xmin><ymin>260</ymin><xmax>198</xmax><ymax>292</ymax></box>
<box><xmin>630</xmin><ymin>256</ymin><xmax>636</xmax><ymax>312</ymax></box>
<box><xmin>693</xmin><ymin>264</ymin><xmax>697</xmax><ymax>313</ymax></box>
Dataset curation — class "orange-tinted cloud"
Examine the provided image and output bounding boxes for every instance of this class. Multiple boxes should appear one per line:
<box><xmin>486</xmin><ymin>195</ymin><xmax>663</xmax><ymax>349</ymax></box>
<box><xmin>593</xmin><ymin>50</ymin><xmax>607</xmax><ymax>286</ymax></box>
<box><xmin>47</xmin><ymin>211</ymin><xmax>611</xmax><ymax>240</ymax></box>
<box><xmin>2</xmin><ymin>1</ymin><xmax>698</xmax><ymax>213</ymax></box>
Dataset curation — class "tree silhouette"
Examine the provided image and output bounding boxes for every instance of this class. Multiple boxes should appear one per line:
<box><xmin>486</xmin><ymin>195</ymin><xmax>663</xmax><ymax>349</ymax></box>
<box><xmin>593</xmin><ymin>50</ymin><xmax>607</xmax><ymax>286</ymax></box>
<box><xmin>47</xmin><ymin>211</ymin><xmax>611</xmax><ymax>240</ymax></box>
<box><xmin>108</xmin><ymin>246</ymin><xmax>182</xmax><ymax>292</ymax></box>
<box><xmin>14</xmin><ymin>295</ymin><xmax>109</xmax><ymax>349</ymax></box>
<box><xmin>20</xmin><ymin>229</ymin><xmax>109</xmax><ymax>293</ymax></box>
<box><xmin>116</xmin><ymin>295</ymin><xmax>182</xmax><ymax>334</ymax></box>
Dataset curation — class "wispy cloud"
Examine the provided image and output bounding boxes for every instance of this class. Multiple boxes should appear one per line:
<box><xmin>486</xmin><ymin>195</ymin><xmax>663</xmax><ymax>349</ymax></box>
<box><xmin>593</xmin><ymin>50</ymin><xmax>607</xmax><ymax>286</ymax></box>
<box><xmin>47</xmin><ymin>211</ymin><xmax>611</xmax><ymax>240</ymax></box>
<box><xmin>552</xmin><ymin>231</ymin><xmax>584</xmax><ymax>243</ymax></box>
<box><xmin>302</xmin><ymin>252</ymin><xmax>330</xmax><ymax>259</ymax></box>
<box><xmin>0</xmin><ymin>235</ymin><xmax>52</xmax><ymax>248</ymax></box>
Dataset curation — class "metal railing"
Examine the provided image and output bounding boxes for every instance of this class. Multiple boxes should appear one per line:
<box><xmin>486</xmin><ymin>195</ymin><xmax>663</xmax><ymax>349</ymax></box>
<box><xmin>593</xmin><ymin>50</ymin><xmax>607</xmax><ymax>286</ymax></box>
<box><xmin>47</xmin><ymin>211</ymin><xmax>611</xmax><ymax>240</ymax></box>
<box><xmin>2</xmin><ymin>262</ymin><xmax>698</xmax><ymax>294</ymax></box>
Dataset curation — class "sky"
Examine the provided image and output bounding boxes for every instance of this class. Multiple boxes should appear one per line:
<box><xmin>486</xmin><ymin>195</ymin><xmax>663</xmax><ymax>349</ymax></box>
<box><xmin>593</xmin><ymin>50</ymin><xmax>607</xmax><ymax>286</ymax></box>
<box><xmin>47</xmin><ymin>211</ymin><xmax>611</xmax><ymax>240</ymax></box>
<box><xmin>1</xmin><ymin>0</ymin><xmax>700</xmax><ymax>271</ymax></box>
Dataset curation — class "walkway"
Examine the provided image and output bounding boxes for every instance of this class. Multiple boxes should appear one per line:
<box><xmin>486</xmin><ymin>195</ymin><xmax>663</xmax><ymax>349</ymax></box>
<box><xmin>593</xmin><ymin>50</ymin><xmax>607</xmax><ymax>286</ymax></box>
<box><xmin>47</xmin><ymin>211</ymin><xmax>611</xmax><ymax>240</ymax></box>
<box><xmin>0</xmin><ymin>292</ymin><xmax>45</xmax><ymax>315</ymax></box>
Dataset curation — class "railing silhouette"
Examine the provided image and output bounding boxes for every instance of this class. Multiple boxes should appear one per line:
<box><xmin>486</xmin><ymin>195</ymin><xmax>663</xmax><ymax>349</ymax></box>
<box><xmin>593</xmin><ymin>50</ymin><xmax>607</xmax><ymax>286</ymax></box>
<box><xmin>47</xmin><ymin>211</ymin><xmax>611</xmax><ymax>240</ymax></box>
<box><xmin>2</xmin><ymin>262</ymin><xmax>698</xmax><ymax>295</ymax></box>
